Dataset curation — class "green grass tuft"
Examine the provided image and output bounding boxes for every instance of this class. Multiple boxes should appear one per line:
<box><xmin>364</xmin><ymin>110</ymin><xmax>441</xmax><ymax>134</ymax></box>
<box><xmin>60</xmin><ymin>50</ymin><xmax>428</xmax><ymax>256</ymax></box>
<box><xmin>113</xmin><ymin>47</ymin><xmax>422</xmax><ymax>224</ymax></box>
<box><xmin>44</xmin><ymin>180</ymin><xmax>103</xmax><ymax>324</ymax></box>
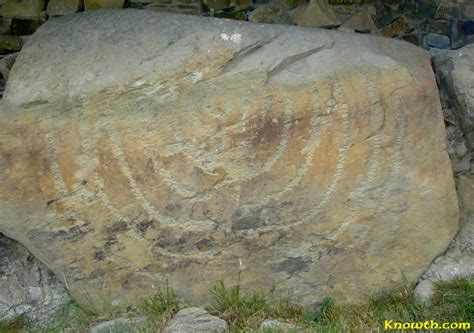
<box><xmin>299</xmin><ymin>277</ymin><xmax>473</xmax><ymax>333</ymax></box>
<box><xmin>1</xmin><ymin>276</ymin><xmax>471</xmax><ymax>332</ymax></box>
<box><xmin>209</xmin><ymin>273</ymin><xmax>303</xmax><ymax>332</ymax></box>
<box><xmin>137</xmin><ymin>280</ymin><xmax>179</xmax><ymax>327</ymax></box>
<box><xmin>0</xmin><ymin>316</ymin><xmax>26</xmax><ymax>333</ymax></box>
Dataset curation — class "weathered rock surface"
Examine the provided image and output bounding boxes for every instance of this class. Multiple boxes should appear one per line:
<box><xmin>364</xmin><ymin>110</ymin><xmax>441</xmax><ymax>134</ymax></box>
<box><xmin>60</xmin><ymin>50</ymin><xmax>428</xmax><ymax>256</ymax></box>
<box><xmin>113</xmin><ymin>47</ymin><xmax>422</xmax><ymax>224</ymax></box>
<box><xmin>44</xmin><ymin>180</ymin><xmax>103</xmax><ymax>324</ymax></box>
<box><xmin>248</xmin><ymin>4</ymin><xmax>293</xmax><ymax>25</ymax></box>
<box><xmin>47</xmin><ymin>0</ymin><xmax>82</xmax><ymax>16</ymax></box>
<box><xmin>339</xmin><ymin>10</ymin><xmax>376</xmax><ymax>32</ymax></box>
<box><xmin>260</xmin><ymin>319</ymin><xmax>301</xmax><ymax>332</ymax></box>
<box><xmin>89</xmin><ymin>316</ymin><xmax>148</xmax><ymax>333</ymax></box>
<box><xmin>84</xmin><ymin>0</ymin><xmax>125</xmax><ymax>10</ymax></box>
<box><xmin>293</xmin><ymin>0</ymin><xmax>342</xmax><ymax>28</ymax></box>
<box><xmin>415</xmin><ymin>174</ymin><xmax>474</xmax><ymax>304</ymax></box>
<box><xmin>0</xmin><ymin>34</ymin><xmax>22</xmax><ymax>52</ymax></box>
<box><xmin>0</xmin><ymin>52</ymin><xmax>18</xmax><ymax>81</ymax></box>
<box><xmin>0</xmin><ymin>10</ymin><xmax>458</xmax><ymax>309</ymax></box>
<box><xmin>202</xmin><ymin>0</ymin><xmax>231</xmax><ymax>11</ymax></box>
<box><xmin>163</xmin><ymin>308</ymin><xmax>227</xmax><ymax>333</ymax></box>
<box><xmin>2</xmin><ymin>0</ymin><xmax>45</xmax><ymax>20</ymax></box>
<box><xmin>432</xmin><ymin>44</ymin><xmax>474</xmax><ymax>152</ymax></box>
<box><xmin>0</xmin><ymin>234</ymin><xmax>71</xmax><ymax>323</ymax></box>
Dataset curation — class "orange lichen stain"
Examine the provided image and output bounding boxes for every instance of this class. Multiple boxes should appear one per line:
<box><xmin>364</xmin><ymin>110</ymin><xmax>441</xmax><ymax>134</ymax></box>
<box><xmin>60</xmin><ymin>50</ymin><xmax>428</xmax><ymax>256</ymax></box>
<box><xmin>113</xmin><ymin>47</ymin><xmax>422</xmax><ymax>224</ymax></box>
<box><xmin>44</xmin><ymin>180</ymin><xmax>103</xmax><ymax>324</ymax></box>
<box><xmin>55</xmin><ymin>218</ymin><xmax>78</xmax><ymax>229</ymax></box>
<box><xmin>56</xmin><ymin>126</ymin><xmax>82</xmax><ymax>193</ymax></box>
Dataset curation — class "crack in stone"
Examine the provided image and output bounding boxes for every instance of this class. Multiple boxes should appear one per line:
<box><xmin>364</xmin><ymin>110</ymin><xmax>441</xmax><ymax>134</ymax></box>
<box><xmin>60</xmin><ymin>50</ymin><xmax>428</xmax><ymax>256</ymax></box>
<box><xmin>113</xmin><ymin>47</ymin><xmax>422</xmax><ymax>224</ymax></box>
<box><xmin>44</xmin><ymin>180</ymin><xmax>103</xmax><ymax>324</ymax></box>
<box><xmin>265</xmin><ymin>38</ymin><xmax>336</xmax><ymax>84</ymax></box>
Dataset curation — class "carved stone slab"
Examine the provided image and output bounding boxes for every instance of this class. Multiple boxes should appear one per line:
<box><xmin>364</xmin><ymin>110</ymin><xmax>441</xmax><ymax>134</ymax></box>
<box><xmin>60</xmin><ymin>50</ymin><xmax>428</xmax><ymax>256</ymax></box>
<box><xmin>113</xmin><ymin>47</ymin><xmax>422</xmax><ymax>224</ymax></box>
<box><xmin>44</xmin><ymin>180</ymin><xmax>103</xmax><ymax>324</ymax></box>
<box><xmin>0</xmin><ymin>10</ymin><xmax>458</xmax><ymax>308</ymax></box>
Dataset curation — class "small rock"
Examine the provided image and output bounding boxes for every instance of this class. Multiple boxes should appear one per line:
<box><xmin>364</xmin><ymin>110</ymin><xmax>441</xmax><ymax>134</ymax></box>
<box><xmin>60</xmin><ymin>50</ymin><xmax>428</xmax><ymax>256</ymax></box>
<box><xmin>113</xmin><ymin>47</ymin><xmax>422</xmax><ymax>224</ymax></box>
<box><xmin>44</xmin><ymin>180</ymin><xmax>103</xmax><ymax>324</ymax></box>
<box><xmin>450</xmin><ymin>20</ymin><xmax>468</xmax><ymax>49</ymax></box>
<box><xmin>340</xmin><ymin>10</ymin><xmax>376</xmax><ymax>32</ymax></box>
<box><xmin>414</xmin><ymin>279</ymin><xmax>436</xmax><ymax>305</ymax></box>
<box><xmin>274</xmin><ymin>0</ymin><xmax>301</xmax><ymax>10</ymax></box>
<box><xmin>249</xmin><ymin>4</ymin><xmax>293</xmax><ymax>25</ymax></box>
<box><xmin>202</xmin><ymin>0</ymin><xmax>231</xmax><ymax>10</ymax></box>
<box><xmin>458</xmin><ymin>174</ymin><xmax>474</xmax><ymax>214</ymax></box>
<box><xmin>84</xmin><ymin>0</ymin><xmax>124</xmax><ymax>10</ymax></box>
<box><xmin>454</xmin><ymin>141</ymin><xmax>468</xmax><ymax>159</ymax></box>
<box><xmin>260</xmin><ymin>319</ymin><xmax>299</xmax><ymax>332</ymax></box>
<box><xmin>0</xmin><ymin>52</ymin><xmax>18</xmax><ymax>81</ymax></box>
<box><xmin>403</xmin><ymin>1</ymin><xmax>436</xmax><ymax>20</ymax></box>
<box><xmin>452</xmin><ymin>156</ymin><xmax>471</xmax><ymax>173</ymax></box>
<box><xmin>293</xmin><ymin>0</ymin><xmax>342</xmax><ymax>28</ymax></box>
<box><xmin>333</xmin><ymin>4</ymin><xmax>358</xmax><ymax>16</ymax></box>
<box><xmin>47</xmin><ymin>0</ymin><xmax>82</xmax><ymax>16</ymax></box>
<box><xmin>379</xmin><ymin>16</ymin><xmax>412</xmax><ymax>37</ymax></box>
<box><xmin>373</xmin><ymin>1</ymin><xmax>400</xmax><ymax>28</ymax></box>
<box><xmin>436</xmin><ymin>2</ymin><xmax>461</xmax><ymax>21</ymax></box>
<box><xmin>425</xmin><ymin>32</ymin><xmax>451</xmax><ymax>49</ymax></box>
<box><xmin>0</xmin><ymin>34</ymin><xmax>22</xmax><ymax>52</ymax></box>
<box><xmin>89</xmin><ymin>317</ymin><xmax>148</xmax><ymax>333</ymax></box>
<box><xmin>2</xmin><ymin>0</ymin><xmax>45</xmax><ymax>20</ymax></box>
<box><xmin>430</xmin><ymin>19</ymin><xmax>451</xmax><ymax>35</ymax></box>
<box><xmin>233</xmin><ymin>0</ymin><xmax>252</xmax><ymax>11</ymax></box>
<box><xmin>163</xmin><ymin>307</ymin><xmax>227</xmax><ymax>333</ymax></box>
<box><xmin>0</xmin><ymin>18</ymin><xmax>12</xmax><ymax>34</ymax></box>
<box><xmin>461</xmin><ymin>3</ymin><xmax>474</xmax><ymax>19</ymax></box>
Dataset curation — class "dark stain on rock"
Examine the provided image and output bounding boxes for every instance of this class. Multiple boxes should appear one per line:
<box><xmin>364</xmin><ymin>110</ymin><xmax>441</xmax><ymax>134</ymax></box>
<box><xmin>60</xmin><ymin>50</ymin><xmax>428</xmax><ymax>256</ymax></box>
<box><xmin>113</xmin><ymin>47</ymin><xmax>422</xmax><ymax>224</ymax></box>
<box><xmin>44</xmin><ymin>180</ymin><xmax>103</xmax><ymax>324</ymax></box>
<box><xmin>168</xmin><ymin>259</ymin><xmax>201</xmax><ymax>271</ymax></box>
<box><xmin>232</xmin><ymin>215</ymin><xmax>262</xmax><ymax>231</ymax></box>
<box><xmin>94</xmin><ymin>250</ymin><xmax>106</xmax><ymax>261</ymax></box>
<box><xmin>54</xmin><ymin>225</ymin><xmax>89</xmax><ymax>241</ymax></box>
<box><xmin>166</xmin><ymin>203</ymin><xmax>182</xmax><ymax>212</ymax></box>
<box><xmin>104</xmin><ymin>234</ymin><xmax>119</xmax><ymax>252</ymax></box>
<box><xmin>253</xmin><ymin>115</ymin><xmax>282</xmax><ymax>146</ymax></box>
<box><xmin>108</xmin><ymin>220</ymin><xmax>129</xmax><ymax>233</ymax></box>
<box><xmin>122</xmin><ymin>278</ymin><xmax>130</xmax><ymax>289</ymax></box>
<box><xmin>272</xmin><ymin>257</ymin><xmax>308</xmax><ymax>275</ymax></box>
<box><xmin>231</xmin><ymin>208</ymin><xmax>263</xmax><ymax>231</ymax></box>
<box><xmin>90</xmin><ymin>269</ymin><xmax>106</xmax><ymax>279</ymax></box>
<box><xmin>136</xmin><ymin>220</ymin><xmax>154</xmax><ymax>234</ymax></box>
<box><xmin>153</xmin><ymin>229</ymin><xmax>188</xmax><ymax>251</ymax></box>
<box><xmin>195</xmin><ymin>239</ymin><xmax>213</xmax><ymax>252</ymax></box>
<box><xmin>46</xmin><ymin>199</ymin><xmax>57</xmax><ymax>207</ymax></box>
<box><xmin>32</xmin><ymin>216</ymin><xmax>93</xmax><ymax>243</ymax></box>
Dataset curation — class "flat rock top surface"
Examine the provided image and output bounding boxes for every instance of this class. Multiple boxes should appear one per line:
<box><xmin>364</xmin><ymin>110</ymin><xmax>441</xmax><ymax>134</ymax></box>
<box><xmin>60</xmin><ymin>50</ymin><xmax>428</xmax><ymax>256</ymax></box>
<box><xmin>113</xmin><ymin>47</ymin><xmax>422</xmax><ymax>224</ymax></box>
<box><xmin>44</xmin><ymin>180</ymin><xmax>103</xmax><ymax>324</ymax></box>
<box><xmin>6</xmin><ymin>9</ymin><xmax>430</xmax><ymax>106</ymax></box>
<box><xmin>0</xmin><ymin>10</ymin><xmax>458</xmax><ymax>308</ymax></box>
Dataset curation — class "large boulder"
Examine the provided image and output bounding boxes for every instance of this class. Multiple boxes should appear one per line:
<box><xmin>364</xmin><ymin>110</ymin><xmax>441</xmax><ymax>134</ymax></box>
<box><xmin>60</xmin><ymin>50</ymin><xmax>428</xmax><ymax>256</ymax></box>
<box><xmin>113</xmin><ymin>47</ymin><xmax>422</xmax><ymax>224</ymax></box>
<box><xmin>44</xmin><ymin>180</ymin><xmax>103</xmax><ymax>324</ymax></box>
<box><xmin>0</xmin><ymin>10</ymin><xmax>458</xmax><ymax>309</ymax></box>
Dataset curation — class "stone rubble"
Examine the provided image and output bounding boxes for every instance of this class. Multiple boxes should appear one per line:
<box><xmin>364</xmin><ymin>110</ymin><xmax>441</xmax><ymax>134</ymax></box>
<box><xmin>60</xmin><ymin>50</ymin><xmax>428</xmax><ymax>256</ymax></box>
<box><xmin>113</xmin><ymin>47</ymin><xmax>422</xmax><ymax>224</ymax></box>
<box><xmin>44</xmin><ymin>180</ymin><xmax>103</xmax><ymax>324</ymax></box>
<box><xmin>413</xmin><ymin>43</ymin><xmax>474</xmax><ymax>305</ymax></box>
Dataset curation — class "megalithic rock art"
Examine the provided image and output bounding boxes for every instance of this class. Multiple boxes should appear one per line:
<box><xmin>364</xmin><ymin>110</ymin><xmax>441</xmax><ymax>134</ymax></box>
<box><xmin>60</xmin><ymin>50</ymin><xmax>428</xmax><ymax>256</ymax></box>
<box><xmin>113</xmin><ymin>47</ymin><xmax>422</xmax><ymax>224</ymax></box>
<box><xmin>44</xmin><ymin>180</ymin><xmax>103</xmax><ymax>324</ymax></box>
<box><xmin>0</xmin><ymin>9</ymin><xmax>458</xmax><ymax>308</ymax></box>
